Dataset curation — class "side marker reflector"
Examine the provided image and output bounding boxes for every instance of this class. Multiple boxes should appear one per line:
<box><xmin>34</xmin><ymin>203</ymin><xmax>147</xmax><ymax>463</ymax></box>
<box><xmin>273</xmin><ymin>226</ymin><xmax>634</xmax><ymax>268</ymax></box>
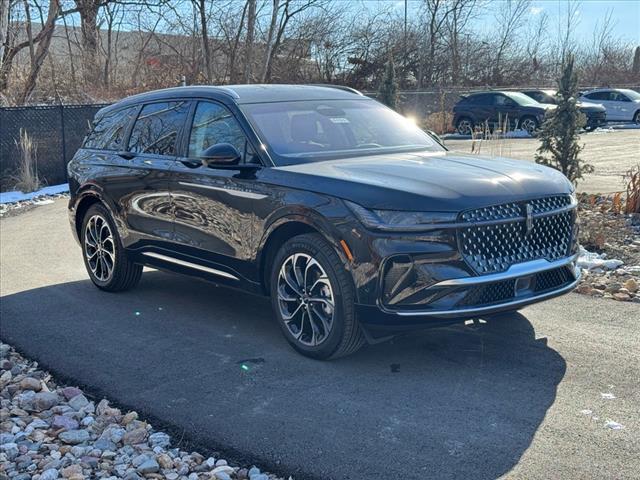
<box><xmin>340</xmin><ymin>240</ymin><xmax>354</xmax><ymax>262</ymax></box>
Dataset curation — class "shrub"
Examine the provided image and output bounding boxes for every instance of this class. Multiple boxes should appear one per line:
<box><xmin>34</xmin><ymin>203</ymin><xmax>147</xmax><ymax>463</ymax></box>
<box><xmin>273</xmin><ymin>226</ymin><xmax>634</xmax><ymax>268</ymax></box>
<box><xmin>13</xmin><ymin>128</ymin><xmax>40</xmax><ymax>193</ymax></box>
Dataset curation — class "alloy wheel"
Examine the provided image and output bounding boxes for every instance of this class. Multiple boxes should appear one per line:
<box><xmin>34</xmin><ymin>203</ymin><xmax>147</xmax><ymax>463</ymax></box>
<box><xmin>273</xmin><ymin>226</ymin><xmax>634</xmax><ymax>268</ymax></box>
<box><xmin>84</xmin><ymin>214</ymin><xmax>116</xmax><ymax>282</ymax></box>
<box><xmin>277</xmin><ymin>253</ymin><xmax>335</xmax><ymax>347</ymax></box>
<box><xmin>457</xmin><ymin>119</ymin><xmax>473</xmax><ymax>135</ymax></box>
<box><xmin>521</xmin><ymin>118</ymin><xmax>537</xmax><ymax>135</ymax></box>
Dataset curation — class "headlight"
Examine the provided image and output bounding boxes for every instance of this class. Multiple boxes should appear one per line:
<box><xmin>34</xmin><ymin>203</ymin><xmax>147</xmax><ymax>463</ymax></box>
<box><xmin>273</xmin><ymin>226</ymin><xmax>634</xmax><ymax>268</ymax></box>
<box><xmin>346</xmin><ymin>201</ymin><xmax>457</xmax><ymax>232</ymax></box>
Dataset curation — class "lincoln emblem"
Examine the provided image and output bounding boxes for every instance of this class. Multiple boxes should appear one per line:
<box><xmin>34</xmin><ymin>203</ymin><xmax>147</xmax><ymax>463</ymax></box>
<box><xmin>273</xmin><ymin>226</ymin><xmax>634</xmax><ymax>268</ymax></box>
<box><xmin>525</xmin><ymin>203</ymin><xmax>534</xmax><ymax>235</ymax></box>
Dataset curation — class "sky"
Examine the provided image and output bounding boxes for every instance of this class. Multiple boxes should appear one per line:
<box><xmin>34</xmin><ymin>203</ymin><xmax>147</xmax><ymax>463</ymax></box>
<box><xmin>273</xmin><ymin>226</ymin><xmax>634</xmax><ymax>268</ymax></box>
<box><xmin>380</xmin><ymin>0</ymin><xmax>640</xmax><ymax>44</ymax></box>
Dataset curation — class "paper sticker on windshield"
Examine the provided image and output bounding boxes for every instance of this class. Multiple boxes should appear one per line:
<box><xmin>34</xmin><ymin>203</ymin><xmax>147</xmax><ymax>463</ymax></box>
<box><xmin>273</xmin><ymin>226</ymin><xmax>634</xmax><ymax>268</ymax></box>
<box><xmin>329</xmin><ymin>117</ymin><xmax>350</xmax><ymax>124</ymax></box>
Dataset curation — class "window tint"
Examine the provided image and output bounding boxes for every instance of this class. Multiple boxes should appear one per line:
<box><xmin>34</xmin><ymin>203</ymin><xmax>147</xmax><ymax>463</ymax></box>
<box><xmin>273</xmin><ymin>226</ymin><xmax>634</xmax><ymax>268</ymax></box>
<box><xmin>609</xmin><ymin>91</ymin><xmax>630</xmax><ymax>102</ymax></box>
<box><xmin>585</xmin><ymin>92</ymin><xmax>608</xmax><ymax>101</ymax></box>
<box><xmin>128</xmin><ymin>101</ymin><xmax>189</xmax><ymax>156</ymax></box>
<box><xmin>465</xmin><ymin>94</ymin><xmax>491</xmax><ymax>105</ymax></box>
<box><xmin>188</xmin><ymin>102</ymin><xmax>248</xmax><ymax>159</ymax></box>
<box><xmin>84</xmin><ymin>107</ymin><xmax>136</xmax><ymax>150</ymax></box>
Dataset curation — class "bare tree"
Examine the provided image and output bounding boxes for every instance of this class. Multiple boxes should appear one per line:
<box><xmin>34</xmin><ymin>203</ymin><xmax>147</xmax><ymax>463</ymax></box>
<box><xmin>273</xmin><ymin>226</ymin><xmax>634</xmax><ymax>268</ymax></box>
<box><xmin>243</xmin><ymin>0</ymin><xmax>256</xmax><ymax>83</ymax></box>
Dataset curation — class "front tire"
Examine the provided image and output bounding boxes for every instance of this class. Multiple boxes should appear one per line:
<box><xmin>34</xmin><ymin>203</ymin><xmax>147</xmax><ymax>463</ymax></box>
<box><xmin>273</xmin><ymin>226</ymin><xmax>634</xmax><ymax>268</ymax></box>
<box><xmin>270</xmin><ymin>233</ymin><xmax>364</xmax><ymax>360</ymax></box>
<box><xmin>633</xmin><ymin>110</ymin><xmax>640</xmax><ymax>124</ymax></box>
<box><xmin>81</xmin><ymin>204</ymin><xmax>142</xmax><ymax>292</ymax></box>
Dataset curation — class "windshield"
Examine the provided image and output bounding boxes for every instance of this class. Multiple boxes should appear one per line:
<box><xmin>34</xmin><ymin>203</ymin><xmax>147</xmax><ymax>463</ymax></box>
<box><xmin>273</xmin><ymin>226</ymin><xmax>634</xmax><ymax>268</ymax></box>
<box><xmin>506</xmin><ymin>92</ymin><xmax>541</xmax><ymax>106</ymax></box>
<box><xmin>240</xmin><ymin>99</ymin><xmax>442</xmax><ymax>166</ymax></box>
<box><xmin>621</xmin><ymin>89</ymin><xmax>640</xmax><ymax>101</ymax></box>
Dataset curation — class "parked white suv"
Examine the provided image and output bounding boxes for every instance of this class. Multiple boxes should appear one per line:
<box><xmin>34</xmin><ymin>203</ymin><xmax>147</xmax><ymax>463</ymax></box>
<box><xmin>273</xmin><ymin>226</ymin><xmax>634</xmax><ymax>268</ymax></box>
<box><xmin>579</xmin><ymin>88</ymin><xmax>640</xmax><ymax>123</ymax></box>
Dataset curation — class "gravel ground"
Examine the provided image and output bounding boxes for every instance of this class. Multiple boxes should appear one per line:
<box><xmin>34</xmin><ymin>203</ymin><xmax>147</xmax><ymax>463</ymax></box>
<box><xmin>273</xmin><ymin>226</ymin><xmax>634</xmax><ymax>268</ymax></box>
<box><xmin>0</xmin><ymin>343</ymin><xmax>284</xmax><ymax>480</ymax></box>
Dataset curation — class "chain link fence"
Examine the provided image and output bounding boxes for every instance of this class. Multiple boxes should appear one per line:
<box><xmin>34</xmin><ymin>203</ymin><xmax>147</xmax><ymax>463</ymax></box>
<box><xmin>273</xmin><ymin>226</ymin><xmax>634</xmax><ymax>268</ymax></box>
<box><xmin>0</xmin><ymin>104</ymin><xmax>109</xmax><ymax>190</ymax></box>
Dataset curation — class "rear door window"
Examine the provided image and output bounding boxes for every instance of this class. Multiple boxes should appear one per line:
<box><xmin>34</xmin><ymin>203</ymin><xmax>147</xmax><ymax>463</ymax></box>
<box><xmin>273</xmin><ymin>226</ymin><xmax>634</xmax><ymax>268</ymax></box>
<box><xmin>585</xmin><ymin>92</ymin><xmax>609</xmax><ymax>101</ymax></box>
<box><xmin>84</xmin><ymin>107</ymin><xmax>136</xmax><ymax>150</ymax></box>
<box><xmin>128</xmin><ymin>101</ymin><xmax>190</xmax><ymax>156</ymax></box>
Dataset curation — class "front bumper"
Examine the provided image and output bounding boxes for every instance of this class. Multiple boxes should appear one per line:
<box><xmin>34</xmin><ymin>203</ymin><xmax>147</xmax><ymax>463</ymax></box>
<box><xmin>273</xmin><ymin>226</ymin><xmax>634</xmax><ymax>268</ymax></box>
<box><xmin>356</xmin><ymin>255</ymin><xmax>580</xmax><ymax>330</ymax></box>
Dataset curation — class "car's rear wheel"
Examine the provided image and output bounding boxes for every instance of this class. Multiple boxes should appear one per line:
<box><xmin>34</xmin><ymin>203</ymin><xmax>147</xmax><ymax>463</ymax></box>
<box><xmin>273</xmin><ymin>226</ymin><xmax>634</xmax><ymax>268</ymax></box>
<box><xmin>456</xmin><ymin>117</ymin><xmax>474</xmax><ymax>135</ymax></box>
<box><xmin>81</xmin><ymin>204</ymin><xmax>142</xmax><ymax>292</ymax></box>
<box><xmin>520</xmin><ymin>116</ymin><xmax>539</xmax><ymax>135</ymax></box>
<box><xmin>270</xmin><ymin>233</ymin><xmax>364</xmax><ymax>360</ymax></box>
<box><xmin>633</xmin><ymin>110</ymin><xmax>640</xmax><ymax>124</ymax></box>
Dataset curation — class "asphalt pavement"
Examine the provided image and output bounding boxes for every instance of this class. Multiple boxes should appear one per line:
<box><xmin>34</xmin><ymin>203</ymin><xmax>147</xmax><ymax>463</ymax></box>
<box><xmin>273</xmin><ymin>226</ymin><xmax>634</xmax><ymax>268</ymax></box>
<box><xmin>1</xmin><ymin>200</ymin><xmax>638</xmax><ymax>479</ymax></box>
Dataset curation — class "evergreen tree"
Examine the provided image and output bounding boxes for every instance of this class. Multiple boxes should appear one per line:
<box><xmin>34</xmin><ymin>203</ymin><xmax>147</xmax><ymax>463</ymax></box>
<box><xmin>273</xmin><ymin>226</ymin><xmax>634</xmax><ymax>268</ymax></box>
<box><xmin>378</xmin><ymin>57</ymin><xmax>398</xmax><ymax>110</ymax></box>
<box><xmin>535</xmin><ymin>55</ymin><xmax>592</xmax><ymax>185</ymax></box>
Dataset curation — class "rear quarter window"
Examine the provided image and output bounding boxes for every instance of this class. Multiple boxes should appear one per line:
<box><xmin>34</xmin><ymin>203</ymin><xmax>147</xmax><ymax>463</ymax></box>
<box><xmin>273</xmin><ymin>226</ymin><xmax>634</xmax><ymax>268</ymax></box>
<box><xmin>84</xmin><ymin>107</ymin><xmax>137</xmax><ymax>150</ymax></box>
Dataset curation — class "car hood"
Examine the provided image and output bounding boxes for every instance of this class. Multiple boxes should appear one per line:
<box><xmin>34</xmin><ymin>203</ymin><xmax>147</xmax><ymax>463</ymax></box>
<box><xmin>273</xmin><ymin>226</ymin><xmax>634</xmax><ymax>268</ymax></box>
<box><xmin>268</xmin><ymin>151</ymin><xmax>573</xmax><ymax>212</ymax></box>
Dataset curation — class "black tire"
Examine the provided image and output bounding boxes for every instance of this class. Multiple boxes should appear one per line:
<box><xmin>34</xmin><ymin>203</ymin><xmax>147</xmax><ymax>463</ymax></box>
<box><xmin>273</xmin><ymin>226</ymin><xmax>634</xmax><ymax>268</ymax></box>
<box><xmin>455</xmin><ymin>117</ymin><xmax>474</xmax><ymax>136</ymax></box>
<box><xmin>269</xmin><ymin>233</ymin><xmax>365</xmax><ymax>360</ymax></box>
<box><xmin>81</xmin><ymin>203</ymin><xmax>142</xmax><ymax>292</ymax></box>
<box><xmin>520</xmin><ymin>116</ymin><xmax>539</xmax><ymax>136</ymax></box>
<box><xmin>633</xmin><ymin>110</ymin><xmax>640</xmax><ymax>124</ymax></box>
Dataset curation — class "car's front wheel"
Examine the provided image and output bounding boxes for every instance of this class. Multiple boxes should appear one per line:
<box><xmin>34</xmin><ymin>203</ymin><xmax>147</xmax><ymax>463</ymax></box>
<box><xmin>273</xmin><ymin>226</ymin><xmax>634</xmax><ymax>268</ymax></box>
<box><xmin>456</xmin><ymin>117</ymin><xmax>474</xmax><ymax>136</ymax></box>
<box><xmin>633</xmin><ymin>110</ymin><xmax>640</xmax><ymax>124</ymax></box>
<box><xmin>81</xmin><ymin>204</ymin><xmax>142</xmax><ymax>292</ymax></box>
<box><xmin>270</xmin><ymin>233</ymin><xmax>364</xmax><ymax>359</ymax></box>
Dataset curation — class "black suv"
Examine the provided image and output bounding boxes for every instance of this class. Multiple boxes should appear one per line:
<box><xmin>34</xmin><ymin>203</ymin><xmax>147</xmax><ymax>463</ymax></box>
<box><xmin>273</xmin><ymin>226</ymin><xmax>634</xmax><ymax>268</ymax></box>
<box><xmin>521</xmin><ymin>89</ymin><xmax>606</xmax><ymax>131</ymax></box>
<box><xmin>452</xmin><ymin>91</ymin><xmax>554</xmax><ymax>135</ymax></box>
<box><xmin>68</xmin><ymin>85</ymin><xmax>580</xmax><ymax>359</ymax></box>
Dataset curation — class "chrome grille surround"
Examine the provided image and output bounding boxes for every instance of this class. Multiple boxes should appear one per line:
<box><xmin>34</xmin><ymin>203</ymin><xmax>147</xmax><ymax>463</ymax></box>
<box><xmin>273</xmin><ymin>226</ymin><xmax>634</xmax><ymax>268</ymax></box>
<box><xmin>459</xmin><ymin>196</ymin><xmax>575</xmax><ymax>275</ymax></box>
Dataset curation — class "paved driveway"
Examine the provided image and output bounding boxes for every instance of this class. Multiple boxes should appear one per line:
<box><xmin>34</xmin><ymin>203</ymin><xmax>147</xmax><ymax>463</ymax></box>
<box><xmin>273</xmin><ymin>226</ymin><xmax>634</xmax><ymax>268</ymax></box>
<box><xmin>445</xmin><ymin>129</ymin><xmax>640</xmax><ymax>195</ymax></box>
<box><xmin>1</xmin><ymin>200</ymin><xmax>638</xmax><ymax>479</ymax></box>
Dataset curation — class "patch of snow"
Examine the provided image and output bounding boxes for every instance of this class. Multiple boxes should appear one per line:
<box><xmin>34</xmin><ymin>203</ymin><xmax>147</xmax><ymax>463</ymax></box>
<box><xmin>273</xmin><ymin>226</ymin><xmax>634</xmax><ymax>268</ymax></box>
<box><xmin>503</xmin><ymin>129</ymin><xmax>532</xmax><ymax>139</ymax></box>
<box><xmin>33</xmin><ymin>199</ymin><xmax>55</xmax><ymax>206</ymax></box>
<box><xmin>601</xmin><ymin>393</ymin><xmax>616</xmax><ymax>400</ymax></box>
<box><xmin>0</xmin><ymin>183</ymin><xmax>69</xmax><ymax>204</ymax></box>
<box><xmin>577</xmin><ymin>246</ymin><xmax>624</xmax><ymax>271</ymax></box>
<box><xmin>607</xmin><ymin>123</ymin><xmax>640</xmax><ymax>130</ymax></box>
<box><xmin>580</xmin><ymin>409</ymin><xmax>592</xmax><ymax>415</ymax></box>
<box><xmin>604</xmin><ymin>420</ymin><xmax>625</xmax><ymax>430</ymax></box>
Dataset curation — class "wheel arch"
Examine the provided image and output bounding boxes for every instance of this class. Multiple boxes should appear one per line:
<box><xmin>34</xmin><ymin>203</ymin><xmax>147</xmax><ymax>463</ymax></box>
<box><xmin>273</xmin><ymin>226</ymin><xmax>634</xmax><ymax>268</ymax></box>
<box><xmin>73</xmin><ymin>187</ymin><xmax>118</xmax><ymax>240</ymax></box>
<box><xmin>257</xmin><ymin>212</ymin><xmax>350</xmax><ymax>296</ymax></box>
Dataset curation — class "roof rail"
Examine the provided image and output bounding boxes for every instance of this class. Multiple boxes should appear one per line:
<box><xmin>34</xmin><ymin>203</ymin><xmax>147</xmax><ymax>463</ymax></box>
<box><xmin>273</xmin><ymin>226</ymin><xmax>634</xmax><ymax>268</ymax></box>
<box><xmin>212</xmin><ymin>86</ymin><xmax>240</xmax><ymax>99</ymax></box>
<box><xmin>310</xmin><ymin>84</ymin><xmax>364</xmax><ymax>96</ymax></box>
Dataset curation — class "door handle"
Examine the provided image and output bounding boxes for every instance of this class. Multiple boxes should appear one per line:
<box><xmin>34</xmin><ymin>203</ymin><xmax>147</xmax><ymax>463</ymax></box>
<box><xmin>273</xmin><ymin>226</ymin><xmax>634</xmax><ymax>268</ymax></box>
<box><xmin>179</xmin><ymin>159</ymin><xmax>203</xmax><ymax>168</ymax></box>
<box><xmin>117</xmin><ymin>151</ymin><xmax>136</xmax><ymax>160</ymax></box>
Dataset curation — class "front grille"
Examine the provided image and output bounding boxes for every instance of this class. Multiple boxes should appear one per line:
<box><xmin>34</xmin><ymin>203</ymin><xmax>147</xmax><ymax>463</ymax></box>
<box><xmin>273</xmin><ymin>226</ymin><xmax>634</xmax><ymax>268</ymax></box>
<box><xmin>459</xmin><ymin>196</ymin><xmax>575</xmax><ymax>274</ymax></box>
<box><xmin>456</xmin><ymin>266</ymin><xmax>574</xmax><ymax>308</ymax></box>
<box><xmin>534</xmin><ymin>266</ymin><xmax>572</xmax><ymax>292</ymax></box>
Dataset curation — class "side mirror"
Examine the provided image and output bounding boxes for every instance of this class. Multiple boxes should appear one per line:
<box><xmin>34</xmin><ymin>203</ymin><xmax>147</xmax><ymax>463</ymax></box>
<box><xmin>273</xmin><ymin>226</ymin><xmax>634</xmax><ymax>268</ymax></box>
<box><xmin>200</xmin><ymin>143</ymin><xmax>241</xmax><ymax>166</ymax></box>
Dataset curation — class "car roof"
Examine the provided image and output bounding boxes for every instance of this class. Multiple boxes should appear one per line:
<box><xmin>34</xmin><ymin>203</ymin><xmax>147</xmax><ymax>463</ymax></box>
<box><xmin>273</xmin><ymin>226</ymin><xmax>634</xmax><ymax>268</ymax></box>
<box><xmin>98</xmin><ymin>84</ymin><xmax>367</xmax><ymax>117</ymax></box>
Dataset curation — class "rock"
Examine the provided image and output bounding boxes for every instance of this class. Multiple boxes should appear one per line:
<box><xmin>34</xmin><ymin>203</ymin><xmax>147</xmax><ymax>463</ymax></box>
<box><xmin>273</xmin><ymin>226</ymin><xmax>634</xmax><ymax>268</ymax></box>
<box><xmin>624</xmin><ymin>278</ymin><xmax>638</xmax><ymax>293</ymax></box>
<box><xmin>67</xmin><ymin>394</ymin><xmax>89</xmax><ymax>411</ymax></box>
<box><xmin>215</xmin><ymin>459</ymin><xmax>228</xmax><ymax>467</ymax></box>
<box><xmin>61</xmin><ymin>387</ymin><xmax>83</xmax><ymax>401</ymax></box>
<box><xmin>58</xmin><ymin>429</ymin><xmax>90</xmax><ymax>445</ymax></box>
<box><xmin>157</xmin><ymin>453</ymin><xmax>173</xmax><ymax>469</ymax></box>
<box><xmin>211</xmin><ymin>465</ymin><xmax>234</xmax><ymax>476</ymax></box>
<box><xmin>248</xmin><ymin>467</ymin><xmax>261</xmax><ymax>478</ymax></box>
<box><xmin>52</xmin><ymin>415</ymin><xmax>79</xmax><ymax>431</ymax></box>
<box><xmin>33</xmin><ymin>392</ymin><xmax>59</xmax><ymax>412</ymax></box>
<box><xmin>576</xmin><ymin>284</ymin><xmax>593</xmax><ymax>294</ymax></box>
<box><xmin>121</xmin><ymin>411</ymin><xmax>138</xmax><ymax>425</ymax></box>
<box><xmin>605</xmin><ymin>282</ymin><xmax>622</xmax><ymax>294</ymax></box>
<box><xmin>60</xmin><ymin>464</ymin><xmax>82</xmax><ymax>478</ymax></box>
<box><xmin>137</xmin><ymin>458</ymin><xmax>160</xmax><ymax>474</ymax></box>
<box><xmin>39</xmin><ymin>469</ymin><xmax>59</xmax><ymax>480</ymax></box>
<box><xmin>148</xmin><ymin>432</ymin><xmax>170</xmax><ymax>448</ymax></box>
<box><xmin>19</xmin><ymin>377</ymin><xmax>42</xmax><ymax>391</ymax></box>
<box><xmin>613</xmin><ymin>292</ymin><xmax>631</xmax><ymax>301</ymax></box>
<box><xmin>29</xmin><ymin>418</ymin><xmax>49</xmax><ymax>429</ymax></box>
<box><xmin>122</xmin><ymin>428</ymin><xmax>147</xmax><ymax>445</ymax></box>
<box><xmin>215</xmin><ymin>472</ymin><xmax>232</xmax><ymax>480</ymax></box>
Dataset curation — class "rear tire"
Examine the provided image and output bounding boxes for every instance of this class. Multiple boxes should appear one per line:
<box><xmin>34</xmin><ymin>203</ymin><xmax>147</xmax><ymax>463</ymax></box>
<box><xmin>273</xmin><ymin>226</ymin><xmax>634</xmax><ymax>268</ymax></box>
<box><xmin>456</xmin><ymin>117</ymin><xmax>474</xmax><ymax>136</ymax></box>
<box><xmin>633</xmin><ymin>110</ymin><xmax>640</xmax><ymax>124</ymax></box>
<box><xmin>270</xmin><ymin>233</ymin><xmax>364</xmax><ymax>360</ymax></box>
<box><xmin>81</xmin><ymin>204</ymin><xmax>142</xmax><ymax>292</ymax></box>
<box><xmin>520</xmin><ymin>116</ymin><xmax>539</xmax><ymax>136</ymax></box>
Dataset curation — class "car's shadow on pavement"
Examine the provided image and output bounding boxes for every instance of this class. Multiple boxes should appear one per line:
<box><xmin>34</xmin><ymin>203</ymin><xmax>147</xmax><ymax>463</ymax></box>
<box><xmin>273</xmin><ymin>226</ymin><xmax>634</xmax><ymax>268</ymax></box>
<box><xmin>1</xmin><ymin>270</ymin><xmax>566</xmax><ymax>480</ymax></box>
